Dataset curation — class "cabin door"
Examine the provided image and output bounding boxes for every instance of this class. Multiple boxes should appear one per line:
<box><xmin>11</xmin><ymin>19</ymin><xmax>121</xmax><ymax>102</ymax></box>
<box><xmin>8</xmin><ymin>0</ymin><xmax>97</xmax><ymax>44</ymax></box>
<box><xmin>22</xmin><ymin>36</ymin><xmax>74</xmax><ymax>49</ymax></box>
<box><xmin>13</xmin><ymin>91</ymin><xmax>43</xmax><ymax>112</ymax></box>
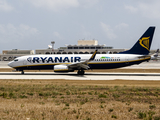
<box><xmin>125</xmin><ymin>56</ymin><xmax>129</xmax><ymax>64</ymax></box>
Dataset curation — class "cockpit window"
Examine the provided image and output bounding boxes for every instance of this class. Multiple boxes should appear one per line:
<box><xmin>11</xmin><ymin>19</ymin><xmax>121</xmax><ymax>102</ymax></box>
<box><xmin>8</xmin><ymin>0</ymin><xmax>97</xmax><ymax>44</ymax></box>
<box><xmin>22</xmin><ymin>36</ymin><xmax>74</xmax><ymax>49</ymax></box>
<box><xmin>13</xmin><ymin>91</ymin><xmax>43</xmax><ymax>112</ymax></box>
<box><xmin>14</xmin><ymin>59</ymin><xmax>18</xmax><ymax>62</ymax></box>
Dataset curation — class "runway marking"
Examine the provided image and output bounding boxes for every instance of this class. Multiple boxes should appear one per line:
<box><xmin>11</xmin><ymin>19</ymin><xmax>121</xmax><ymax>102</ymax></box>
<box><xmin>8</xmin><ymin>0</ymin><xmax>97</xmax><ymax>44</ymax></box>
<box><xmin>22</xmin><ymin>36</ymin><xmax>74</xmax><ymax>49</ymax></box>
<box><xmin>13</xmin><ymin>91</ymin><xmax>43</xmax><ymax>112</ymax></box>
<box><xmin>0</xmin><ymin>72</ymin><xmax>160</xmax><ymax>80</ymax></box>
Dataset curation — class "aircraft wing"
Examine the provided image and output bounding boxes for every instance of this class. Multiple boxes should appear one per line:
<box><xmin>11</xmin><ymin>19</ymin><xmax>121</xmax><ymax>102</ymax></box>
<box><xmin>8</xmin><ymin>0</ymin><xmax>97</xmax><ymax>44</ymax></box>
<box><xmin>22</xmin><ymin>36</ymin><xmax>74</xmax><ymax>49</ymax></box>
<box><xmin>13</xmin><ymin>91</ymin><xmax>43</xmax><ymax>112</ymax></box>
<box><xmin>67</xmin><ymin>50</ymin><xmax>97</xmax><ymax>70</ymax></box>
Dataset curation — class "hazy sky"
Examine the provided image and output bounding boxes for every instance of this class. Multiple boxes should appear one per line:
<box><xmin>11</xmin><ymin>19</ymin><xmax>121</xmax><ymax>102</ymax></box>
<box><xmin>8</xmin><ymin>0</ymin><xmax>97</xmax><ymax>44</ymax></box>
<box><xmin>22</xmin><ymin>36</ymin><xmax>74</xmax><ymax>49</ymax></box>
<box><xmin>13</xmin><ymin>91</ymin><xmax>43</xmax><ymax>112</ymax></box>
<box><xmin>0</xmin><ymin>0</ymin><xmax>160</xmax><ymax>53</ymax></box>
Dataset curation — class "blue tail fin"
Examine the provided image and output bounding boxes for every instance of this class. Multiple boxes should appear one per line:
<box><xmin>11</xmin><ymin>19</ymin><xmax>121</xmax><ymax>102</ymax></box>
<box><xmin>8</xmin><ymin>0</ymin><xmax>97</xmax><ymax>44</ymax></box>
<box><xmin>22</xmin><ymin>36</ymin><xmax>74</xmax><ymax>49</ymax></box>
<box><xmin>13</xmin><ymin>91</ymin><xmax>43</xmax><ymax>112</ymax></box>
<box><xmin>119</xmin><ymin>27</ymin><xmax>155</xmax><ymax>55</ymax></box>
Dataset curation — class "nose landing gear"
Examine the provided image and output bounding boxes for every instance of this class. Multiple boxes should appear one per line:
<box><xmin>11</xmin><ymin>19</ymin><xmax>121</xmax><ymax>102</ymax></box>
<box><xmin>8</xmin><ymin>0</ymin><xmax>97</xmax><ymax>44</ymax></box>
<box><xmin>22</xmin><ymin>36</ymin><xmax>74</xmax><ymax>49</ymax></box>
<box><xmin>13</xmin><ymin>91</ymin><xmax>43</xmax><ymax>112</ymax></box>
<box><xmin>21</xmin><ymin>70</ymin><xmax>24</xmax><ymax>74</ymax></box>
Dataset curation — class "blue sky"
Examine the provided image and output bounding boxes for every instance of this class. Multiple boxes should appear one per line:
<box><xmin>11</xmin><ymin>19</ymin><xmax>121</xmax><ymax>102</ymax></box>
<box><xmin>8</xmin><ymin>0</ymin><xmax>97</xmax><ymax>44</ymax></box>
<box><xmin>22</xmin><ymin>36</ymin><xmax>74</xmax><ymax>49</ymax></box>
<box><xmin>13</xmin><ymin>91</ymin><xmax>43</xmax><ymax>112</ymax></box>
<box><xmin>0</xmin><ymin>0</ymin><xmax>160</xmax><ymax>53</ymax></box>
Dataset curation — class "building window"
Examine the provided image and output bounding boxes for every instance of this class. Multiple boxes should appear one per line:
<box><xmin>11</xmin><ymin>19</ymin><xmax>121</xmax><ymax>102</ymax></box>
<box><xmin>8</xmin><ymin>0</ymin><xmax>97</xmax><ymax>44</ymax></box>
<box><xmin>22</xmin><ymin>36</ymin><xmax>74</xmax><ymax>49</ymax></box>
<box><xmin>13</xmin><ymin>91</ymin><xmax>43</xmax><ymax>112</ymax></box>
<box><xmin>45</xmin><ymin>52</ymin><xmax>50</xmax><ymax>54</ymax></box>
<box><xmin>74</xmin><ymin>47</ymin><xmax>78</xmax><ymax>49</ymax></box>
<box><xmin>84</xmin><ymin>52</ymin><xmax>89</xmax><ymax>54</ymax></box>
<box><xmin>74</xmin><ymin>52</ymin><xmax>78</xmax><ymax>54</ymax></box>
<box><xmin>3</xmin><ymin>57</ymin><xmax>7</xmax><ymax>61</ymax></box>
<box><xmin>79</xmin><ymin>47</ymin><xmax>84</xmax><ymax>49</ymax></box>
<box><xmin>85</xmin><ymin>47</ymin><xmax>89</xmax><ymax>49</ymax></box>
<box><xmin>68</xmin><ymin>47</ymin><xmax>73</xmax><ymax>49</ymax></box>
<box><xmin>96</xmin><ymin>47</ymin><xmax>101</xmax><ymax>49</ymax></box>
<box><xmin>57</xmin><ymin>52</ymin><xmax>61</xmax><ymax>54</ymax></box>
<box><xmin>68</xmin><ymin>52</ymin><xmax>73</xmax><ymax>54</ymax></box>
<box><xmin>62</xmin><ymin>52</ymin><xmax>67</xmax><ymax>54</ymax></box>
<box><xmin>113</xmin><ymin>52</ymin><xmax>118</xmax><ymax>54</ymax></box>
<box><xmin>97</xmin><ymin>52</ymin><xmax>100</xmax><ymax>54</ymax></box>
<box><xmin>8</xmin><ymin>57</ymin><xmax>12</xmax><ymax>61</ymax></box>
<box><xmin>79</xmin><ymin>52</ymin><xmax>83</xmax><ymax>54</ymax></box>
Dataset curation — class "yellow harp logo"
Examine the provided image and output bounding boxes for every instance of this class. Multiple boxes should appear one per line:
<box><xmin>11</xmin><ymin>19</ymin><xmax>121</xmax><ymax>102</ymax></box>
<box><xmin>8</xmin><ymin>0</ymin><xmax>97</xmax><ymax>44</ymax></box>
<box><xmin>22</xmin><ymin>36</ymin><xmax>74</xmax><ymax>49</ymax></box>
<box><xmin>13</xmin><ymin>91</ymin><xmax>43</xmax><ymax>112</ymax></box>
<box><xmin>139</xmin><ymin>37</ymin><xmax>150</xmax><ymax>51</ymax></box>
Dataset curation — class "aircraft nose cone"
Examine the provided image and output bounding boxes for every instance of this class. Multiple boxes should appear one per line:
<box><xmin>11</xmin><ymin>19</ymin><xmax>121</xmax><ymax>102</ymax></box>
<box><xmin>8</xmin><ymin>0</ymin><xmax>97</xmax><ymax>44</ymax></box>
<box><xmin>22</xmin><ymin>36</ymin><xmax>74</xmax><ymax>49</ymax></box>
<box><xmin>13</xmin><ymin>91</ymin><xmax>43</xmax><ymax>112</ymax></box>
<box><xmin>8</xmin><ymin>61</ymin><xmax>13</xmax><ymax>67</ymax></box>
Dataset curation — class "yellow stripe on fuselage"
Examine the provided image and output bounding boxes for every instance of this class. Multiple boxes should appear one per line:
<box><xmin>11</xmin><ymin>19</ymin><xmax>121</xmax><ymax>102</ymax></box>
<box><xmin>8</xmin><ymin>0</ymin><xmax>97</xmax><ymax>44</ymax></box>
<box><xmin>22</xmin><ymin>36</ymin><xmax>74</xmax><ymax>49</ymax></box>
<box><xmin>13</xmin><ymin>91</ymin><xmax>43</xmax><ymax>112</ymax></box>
<box><xmin>54</xmin><ymin>69</ymin><xmax>68</xmax><ymax>71</ymax></box>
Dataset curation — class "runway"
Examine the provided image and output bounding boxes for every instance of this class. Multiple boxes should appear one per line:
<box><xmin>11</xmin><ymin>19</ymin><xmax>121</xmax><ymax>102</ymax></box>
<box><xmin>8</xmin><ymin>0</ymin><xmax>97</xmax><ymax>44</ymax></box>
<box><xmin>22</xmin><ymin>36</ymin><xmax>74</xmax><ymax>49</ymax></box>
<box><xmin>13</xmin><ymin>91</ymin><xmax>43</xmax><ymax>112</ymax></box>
<box><xmin>1</xmin><ymin>61</ymin><xmax>160</xmax><ymax>69</ymax></box>
<box><xmin>0</xmin><ymin>72</ymin><xmax>160</xmax><ymax>80</ymax></box>
<box><xmin>1</xmin><ymin>61</ymin><xmax>160</xmax><ymax>80</ymax></box>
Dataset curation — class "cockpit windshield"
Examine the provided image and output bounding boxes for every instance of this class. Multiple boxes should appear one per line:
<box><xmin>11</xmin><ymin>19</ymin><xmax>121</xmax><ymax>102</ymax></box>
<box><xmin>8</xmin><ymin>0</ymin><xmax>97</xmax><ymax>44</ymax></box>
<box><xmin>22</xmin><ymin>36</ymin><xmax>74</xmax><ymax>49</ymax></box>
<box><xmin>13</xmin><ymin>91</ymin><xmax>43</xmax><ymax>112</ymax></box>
<box><xmin>14</xmin><ymin>59</ymin><xmax>18</xmax><ymax>62</ymax></box>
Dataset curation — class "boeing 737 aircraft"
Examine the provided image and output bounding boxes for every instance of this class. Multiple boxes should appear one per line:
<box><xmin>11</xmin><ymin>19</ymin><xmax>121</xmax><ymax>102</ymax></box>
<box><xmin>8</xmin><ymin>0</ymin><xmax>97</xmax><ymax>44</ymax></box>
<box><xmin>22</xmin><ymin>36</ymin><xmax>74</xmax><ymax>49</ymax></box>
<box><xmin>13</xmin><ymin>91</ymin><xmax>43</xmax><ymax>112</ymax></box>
<box><xmin>8</xmin><ymin>27</ymin><xmax>155</xmax><ymax>75</ymax></box>
<box><xmin>151</xmin><ymin>49</ymin><xmax>159</xmax><ymax>60</ymax></box>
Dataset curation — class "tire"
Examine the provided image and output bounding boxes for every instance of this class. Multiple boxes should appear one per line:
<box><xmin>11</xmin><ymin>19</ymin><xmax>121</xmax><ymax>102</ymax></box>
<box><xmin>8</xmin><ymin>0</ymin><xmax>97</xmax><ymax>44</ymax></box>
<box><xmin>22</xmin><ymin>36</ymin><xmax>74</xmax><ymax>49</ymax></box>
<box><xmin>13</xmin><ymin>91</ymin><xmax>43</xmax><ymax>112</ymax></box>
<box><xmin>21</xmin><ymin>71</ymin><xmax>24</xmax><ymax>74</ymax></box>
<box><xmin>77</xmin><ymin>70</ymin><xmax>85</xmax><ymax>75</ymax></box>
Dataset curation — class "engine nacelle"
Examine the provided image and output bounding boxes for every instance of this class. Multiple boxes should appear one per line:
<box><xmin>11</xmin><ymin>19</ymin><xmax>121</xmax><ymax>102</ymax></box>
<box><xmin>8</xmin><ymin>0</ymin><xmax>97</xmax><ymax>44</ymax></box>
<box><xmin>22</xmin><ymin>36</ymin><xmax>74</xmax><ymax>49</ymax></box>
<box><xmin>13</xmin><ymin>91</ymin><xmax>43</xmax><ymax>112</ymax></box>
<box><xmin>54</xmin><ymin>65</ymin><xmax>74</xmax><ymax>72</ymax></box>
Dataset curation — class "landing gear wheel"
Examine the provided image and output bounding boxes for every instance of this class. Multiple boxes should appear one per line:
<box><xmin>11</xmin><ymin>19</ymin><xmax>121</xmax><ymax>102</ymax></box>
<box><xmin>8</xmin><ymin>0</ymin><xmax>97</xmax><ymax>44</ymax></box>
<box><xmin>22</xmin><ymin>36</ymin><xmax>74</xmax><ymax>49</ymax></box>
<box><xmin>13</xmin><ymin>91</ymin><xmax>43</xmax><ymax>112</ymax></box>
<box><xmin>77</xmin><ymin>70</ymin><xmax>85</xmax><ymax>75</ymax></box>
<box><xmin>81</xmin><ymin>70</ymin><xmax>84</xmax><ymax>75</ymax></box>
<box><xmin>21</xmin><ymin>71</ymin><xmax>24</xmax><ymax>74</ymax></box>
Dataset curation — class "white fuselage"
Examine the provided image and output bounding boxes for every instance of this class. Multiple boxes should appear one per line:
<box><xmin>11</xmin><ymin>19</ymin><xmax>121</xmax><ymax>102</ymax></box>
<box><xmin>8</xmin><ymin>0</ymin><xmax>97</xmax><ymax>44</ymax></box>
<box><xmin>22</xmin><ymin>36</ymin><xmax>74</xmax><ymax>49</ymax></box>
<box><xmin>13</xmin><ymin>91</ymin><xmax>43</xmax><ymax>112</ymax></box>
<box><xmin>8</xmin><ymin>54</ymin><xmax>150</xmax><ymax>71</ymax></box>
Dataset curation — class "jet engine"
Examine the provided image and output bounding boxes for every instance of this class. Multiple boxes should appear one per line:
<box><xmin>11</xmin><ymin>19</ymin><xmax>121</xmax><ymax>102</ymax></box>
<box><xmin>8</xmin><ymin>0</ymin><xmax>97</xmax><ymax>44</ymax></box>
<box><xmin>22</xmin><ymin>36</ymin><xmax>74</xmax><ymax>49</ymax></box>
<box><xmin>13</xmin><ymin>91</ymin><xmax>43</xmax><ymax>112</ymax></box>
<box><xmin>54</xmin><ymin>65</ymin><xmax>74</xmax><ymax>72</ymax></box>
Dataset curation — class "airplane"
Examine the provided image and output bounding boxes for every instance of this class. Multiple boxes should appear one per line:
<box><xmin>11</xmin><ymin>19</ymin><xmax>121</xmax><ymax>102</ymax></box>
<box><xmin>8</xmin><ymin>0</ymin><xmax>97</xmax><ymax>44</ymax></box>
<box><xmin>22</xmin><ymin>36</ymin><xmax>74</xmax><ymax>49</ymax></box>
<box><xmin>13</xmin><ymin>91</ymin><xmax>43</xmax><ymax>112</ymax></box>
<box><xmin>151</xmin><ymin>49</ymin><xmax>159</xmax><ymax>60</ymax></box>
<box><xmin>8</xmin><ymin>26</ymin><xmax>155</xmax><ymax>75</ymax></box>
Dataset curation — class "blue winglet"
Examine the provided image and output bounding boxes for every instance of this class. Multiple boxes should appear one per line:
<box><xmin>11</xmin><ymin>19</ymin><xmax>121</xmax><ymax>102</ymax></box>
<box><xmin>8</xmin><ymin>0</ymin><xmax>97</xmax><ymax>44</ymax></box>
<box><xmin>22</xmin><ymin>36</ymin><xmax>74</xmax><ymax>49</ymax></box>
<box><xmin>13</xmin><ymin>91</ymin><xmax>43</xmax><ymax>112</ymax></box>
<box><xmin>89</xmin><ymin>50</ymin><xmax>97</xmax><ymax>61</ymax></box>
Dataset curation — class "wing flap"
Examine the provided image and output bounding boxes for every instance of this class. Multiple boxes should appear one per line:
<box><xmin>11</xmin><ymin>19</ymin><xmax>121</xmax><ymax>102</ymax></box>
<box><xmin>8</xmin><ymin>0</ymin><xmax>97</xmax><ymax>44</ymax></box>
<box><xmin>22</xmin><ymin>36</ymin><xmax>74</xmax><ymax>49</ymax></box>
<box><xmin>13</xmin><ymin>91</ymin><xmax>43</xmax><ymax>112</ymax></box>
<box><xmin>68</xmin><ymin>50</ymin><xmax>97</xmax><ymax>70</ymax></box>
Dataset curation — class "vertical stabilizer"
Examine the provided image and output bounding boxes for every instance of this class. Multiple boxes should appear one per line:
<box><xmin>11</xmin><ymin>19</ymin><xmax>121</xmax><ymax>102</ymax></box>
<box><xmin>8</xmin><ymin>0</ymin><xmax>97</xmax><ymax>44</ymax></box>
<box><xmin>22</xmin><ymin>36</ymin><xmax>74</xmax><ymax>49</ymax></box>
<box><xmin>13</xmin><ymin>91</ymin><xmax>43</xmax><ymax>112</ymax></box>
<box><xmin>119</xmin><ymin>27</ymin><xmax>155</xmax><ymax>55</ymax></box>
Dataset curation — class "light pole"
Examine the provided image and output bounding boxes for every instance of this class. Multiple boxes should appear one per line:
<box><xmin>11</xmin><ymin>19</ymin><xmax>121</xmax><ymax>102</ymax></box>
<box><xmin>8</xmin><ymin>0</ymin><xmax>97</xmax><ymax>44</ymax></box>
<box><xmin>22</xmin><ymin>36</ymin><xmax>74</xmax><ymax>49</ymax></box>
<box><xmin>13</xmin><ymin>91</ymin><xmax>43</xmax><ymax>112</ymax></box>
<box><xmin>51</xmin><ymin>41</ymin><xmax>55</xmax><ymax>54</ymax></box>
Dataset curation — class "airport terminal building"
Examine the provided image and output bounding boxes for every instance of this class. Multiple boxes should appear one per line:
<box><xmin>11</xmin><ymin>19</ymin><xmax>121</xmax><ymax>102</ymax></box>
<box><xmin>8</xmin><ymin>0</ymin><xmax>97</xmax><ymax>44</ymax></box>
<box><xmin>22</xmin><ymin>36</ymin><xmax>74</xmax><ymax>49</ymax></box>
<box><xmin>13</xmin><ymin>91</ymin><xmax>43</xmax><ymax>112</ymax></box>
<box><xmin>0</xmin><ymin>40</ymin><xmax>156</xmax><ymax>61</ymax></box>
<box><xmin>36</xmin><ymin>40</ymin><xmax>124</xmax><ymax>55</ymax></box>
<box><xmin>1</xmin><ymin>49</ymin><xmax>34</xmax><ymax>61</ymax></box>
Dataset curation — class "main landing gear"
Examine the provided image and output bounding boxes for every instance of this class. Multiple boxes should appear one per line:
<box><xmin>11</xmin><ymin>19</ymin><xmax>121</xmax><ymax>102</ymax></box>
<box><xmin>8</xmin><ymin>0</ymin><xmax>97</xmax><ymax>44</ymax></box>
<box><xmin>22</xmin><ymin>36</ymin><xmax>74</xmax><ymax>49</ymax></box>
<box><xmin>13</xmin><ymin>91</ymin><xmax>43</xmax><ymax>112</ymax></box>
<box><xmin>77</xmin><ymin>70</ymin><xmax>85</xmax><ymax>75</ymax></box>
